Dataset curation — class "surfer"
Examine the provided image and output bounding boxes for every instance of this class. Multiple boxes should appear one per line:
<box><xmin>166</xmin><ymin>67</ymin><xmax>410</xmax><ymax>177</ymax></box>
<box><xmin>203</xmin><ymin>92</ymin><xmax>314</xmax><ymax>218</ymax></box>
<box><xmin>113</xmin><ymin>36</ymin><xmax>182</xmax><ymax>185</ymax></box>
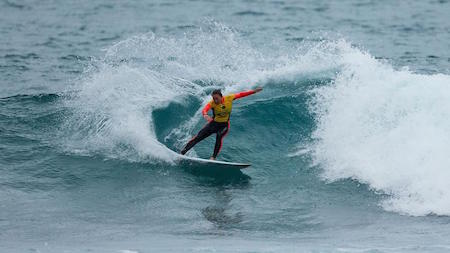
<box><xmin>180</xmin><ymin>87</ymin><xmax>263</xmax><ymax>160</ymax></box>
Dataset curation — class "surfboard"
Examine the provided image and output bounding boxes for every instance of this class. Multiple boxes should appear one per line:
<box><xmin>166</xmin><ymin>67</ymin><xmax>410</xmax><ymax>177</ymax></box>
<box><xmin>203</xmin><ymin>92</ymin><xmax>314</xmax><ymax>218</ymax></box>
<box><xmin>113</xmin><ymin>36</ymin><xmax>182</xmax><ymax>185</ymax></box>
<box><xmin>176</xmin><ymin>154</ymin><xmax>251</xmax><ymax>169</ymax></box>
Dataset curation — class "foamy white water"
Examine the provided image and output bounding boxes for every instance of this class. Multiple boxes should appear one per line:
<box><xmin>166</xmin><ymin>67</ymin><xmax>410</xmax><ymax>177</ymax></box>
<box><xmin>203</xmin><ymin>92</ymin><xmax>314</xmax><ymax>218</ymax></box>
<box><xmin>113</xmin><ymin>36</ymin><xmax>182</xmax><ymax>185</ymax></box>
<box><xmin>310</xmin><ymin>42</ymin><xmax>450</xmax><ymax>216</ymax></box>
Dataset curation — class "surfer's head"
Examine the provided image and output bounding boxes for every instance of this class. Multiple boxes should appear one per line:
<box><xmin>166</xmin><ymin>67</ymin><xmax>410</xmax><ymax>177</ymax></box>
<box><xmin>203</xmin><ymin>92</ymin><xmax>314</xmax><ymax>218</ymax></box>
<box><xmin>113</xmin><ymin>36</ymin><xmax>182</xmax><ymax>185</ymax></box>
<box><xmin>212</xmin><ymin>89</ymin><xmax>222</xmax><ymax>104</ymax></box>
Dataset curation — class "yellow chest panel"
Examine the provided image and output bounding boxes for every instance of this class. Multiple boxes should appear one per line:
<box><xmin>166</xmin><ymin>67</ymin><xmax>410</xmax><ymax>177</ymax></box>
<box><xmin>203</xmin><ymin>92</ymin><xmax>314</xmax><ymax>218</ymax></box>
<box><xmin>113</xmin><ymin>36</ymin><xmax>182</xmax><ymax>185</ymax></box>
<box><xmin>210</xmin><ymin>94</ymin><xmax>235</xmax><ymax>122</ymax></box>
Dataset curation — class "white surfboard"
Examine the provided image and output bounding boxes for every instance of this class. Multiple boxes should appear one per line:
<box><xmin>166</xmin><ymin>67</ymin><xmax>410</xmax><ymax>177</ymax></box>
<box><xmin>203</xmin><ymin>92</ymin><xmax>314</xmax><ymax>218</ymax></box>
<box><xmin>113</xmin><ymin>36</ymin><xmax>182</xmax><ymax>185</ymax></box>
<box><xmin>176</xmin><ymin>154</ymin><xmax>251</xmax><ymax>169</ymax></box>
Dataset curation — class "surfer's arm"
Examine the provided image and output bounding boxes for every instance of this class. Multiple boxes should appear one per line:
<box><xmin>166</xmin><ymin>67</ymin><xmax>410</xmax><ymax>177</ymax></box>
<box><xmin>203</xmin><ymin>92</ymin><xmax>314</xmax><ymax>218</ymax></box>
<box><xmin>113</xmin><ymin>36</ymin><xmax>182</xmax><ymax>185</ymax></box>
<box><xmin>201</xmin><ymin>103</ymin><xmax>213</xmax><ymax>122</ymax></box>
<box><xmin>234</xmin><ymin>87</ymin><xmax>263</xmax><ymax>100</ymax></box>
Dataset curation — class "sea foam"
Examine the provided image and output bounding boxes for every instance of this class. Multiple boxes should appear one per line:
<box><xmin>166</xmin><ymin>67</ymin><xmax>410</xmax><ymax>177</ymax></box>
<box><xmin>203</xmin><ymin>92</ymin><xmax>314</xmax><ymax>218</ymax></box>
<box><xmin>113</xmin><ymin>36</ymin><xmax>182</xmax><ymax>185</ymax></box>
<box><xmin>309</xmin><ymin>41</ymin><xmax>450</xmax><ymax>216</ymax></box>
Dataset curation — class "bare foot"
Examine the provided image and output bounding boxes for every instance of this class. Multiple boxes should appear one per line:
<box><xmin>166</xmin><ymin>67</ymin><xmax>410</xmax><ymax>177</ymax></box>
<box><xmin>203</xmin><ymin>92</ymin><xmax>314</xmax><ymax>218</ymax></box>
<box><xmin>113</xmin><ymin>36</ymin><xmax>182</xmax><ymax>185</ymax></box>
<box><xmin>210</xmin><ymin>157</ymin><xmax>216</xmax><ymax>160</ymax></box>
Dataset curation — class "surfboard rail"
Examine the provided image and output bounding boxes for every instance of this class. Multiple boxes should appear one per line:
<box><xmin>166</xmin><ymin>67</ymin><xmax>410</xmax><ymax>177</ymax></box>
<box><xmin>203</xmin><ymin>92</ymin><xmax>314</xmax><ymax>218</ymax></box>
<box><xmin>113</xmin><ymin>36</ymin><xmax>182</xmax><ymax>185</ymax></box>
<box><xmin>176</xmin><ymin>154</ymin><xmax>251</xmax><ymax>169</ymax></box>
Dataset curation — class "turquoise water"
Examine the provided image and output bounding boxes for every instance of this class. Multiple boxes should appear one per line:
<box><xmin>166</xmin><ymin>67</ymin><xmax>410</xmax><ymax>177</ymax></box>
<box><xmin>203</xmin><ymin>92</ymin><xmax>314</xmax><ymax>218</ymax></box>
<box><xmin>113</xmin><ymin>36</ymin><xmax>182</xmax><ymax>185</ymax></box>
<box><xmin>1</xmin><ymin>1</ymin><xmax>450</xmax><ymax>252</ymax></box>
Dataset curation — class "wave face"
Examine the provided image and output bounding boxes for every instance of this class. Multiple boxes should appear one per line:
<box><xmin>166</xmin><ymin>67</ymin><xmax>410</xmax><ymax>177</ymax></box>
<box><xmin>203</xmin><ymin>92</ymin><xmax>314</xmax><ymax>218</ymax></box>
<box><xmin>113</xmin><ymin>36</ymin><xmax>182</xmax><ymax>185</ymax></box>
<box><xmin>60</xmin><ymin>22</ymin><xmax>335</xmax><ymax>163</ymax></box>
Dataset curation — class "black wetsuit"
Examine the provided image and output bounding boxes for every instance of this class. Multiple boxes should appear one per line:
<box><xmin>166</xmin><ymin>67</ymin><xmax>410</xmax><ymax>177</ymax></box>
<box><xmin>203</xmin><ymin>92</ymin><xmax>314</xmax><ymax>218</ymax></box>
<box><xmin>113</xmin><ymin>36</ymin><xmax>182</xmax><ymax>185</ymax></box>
<box><xmin>180</xmin><ymin>121</ymin><xmax>229</xmax><ymax>158</ymax></box>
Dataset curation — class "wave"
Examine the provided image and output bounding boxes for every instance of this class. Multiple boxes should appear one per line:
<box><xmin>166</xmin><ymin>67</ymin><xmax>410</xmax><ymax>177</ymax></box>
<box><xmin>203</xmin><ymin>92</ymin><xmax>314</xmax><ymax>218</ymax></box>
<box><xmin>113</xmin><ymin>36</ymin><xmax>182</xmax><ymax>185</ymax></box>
<box><xmin>60</xmin><ymin>21</ymin><xmax>335</xmax><ymax>163</ymax></box>
<box><xmin>59</xmin><ymin>21</ymin><xmax>450</xmax><ymax>216</ymax></box>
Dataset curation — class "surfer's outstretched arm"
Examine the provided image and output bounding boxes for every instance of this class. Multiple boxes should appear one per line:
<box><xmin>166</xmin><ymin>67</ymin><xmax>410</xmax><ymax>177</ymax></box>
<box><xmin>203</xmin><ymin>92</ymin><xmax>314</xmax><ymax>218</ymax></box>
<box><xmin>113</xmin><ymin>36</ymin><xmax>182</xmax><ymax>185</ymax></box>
<box><xmin>234</xmin><ymin>87</ymin><xmax>263</xmax><ymax>100</ymax></box>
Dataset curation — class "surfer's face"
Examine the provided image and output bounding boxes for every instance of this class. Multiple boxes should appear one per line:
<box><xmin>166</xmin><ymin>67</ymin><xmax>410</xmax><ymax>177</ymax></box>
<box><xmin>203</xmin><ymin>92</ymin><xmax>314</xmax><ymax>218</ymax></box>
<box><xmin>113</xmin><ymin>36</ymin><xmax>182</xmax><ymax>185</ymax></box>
<box><xmin>212</xmin><ymin>94</ymin><xmax>222</xmax><ymax>104</ymax></box>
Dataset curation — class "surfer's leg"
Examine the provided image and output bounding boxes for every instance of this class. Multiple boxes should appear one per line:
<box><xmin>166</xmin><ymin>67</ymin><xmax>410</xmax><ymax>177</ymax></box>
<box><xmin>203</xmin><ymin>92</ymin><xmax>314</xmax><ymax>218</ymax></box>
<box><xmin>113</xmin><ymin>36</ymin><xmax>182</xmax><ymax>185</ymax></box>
<box><xmin>181</xmin><ymin>123</ymin><xmax>214</xmax><ymax>155</ymax></box>
<box><xmin>212</xmin><ymin>122</ymin><xmax>230</xmax><ymax>158</ymax></box>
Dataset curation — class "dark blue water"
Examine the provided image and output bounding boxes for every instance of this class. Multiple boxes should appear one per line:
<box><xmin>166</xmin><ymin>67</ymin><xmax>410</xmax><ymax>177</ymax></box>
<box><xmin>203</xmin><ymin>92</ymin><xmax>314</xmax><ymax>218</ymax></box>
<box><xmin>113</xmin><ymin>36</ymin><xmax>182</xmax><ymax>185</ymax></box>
<box><xmin>1</xmin><ymin>1</ymin><xmax>450</xmax><ymax>252</ymax></box>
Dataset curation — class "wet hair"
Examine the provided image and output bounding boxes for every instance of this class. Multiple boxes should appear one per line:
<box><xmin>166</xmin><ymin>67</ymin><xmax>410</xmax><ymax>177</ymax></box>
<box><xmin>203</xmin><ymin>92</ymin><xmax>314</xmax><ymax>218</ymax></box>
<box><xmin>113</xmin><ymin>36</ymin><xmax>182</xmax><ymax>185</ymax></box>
<box><xmin>212</xmin><ymin>89</ymin><xmax>222</xmax><ymax>97</ymax></box>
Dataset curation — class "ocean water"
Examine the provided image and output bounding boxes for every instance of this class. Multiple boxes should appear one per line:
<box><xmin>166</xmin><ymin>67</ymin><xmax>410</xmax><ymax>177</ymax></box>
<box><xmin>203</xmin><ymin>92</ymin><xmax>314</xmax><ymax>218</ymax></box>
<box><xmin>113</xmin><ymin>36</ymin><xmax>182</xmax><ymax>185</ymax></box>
<box><xmin>1</xmin><ymin>0</ymin><xmax>450</xmax><ymax>252</ymax></box>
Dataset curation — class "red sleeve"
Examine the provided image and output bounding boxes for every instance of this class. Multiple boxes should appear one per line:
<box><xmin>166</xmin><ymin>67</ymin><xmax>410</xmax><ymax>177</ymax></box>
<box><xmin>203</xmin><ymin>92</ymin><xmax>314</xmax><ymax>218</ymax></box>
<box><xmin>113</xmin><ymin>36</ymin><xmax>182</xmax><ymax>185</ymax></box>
<box><xmin>202</xmin><ymin>102</ymin><xmax>211</xmax><ymax>115</ymax></box>
<box><xmin>234</xmin><ymin>90</ymin><xmax>256</xmax><ymax>100</ymax></box>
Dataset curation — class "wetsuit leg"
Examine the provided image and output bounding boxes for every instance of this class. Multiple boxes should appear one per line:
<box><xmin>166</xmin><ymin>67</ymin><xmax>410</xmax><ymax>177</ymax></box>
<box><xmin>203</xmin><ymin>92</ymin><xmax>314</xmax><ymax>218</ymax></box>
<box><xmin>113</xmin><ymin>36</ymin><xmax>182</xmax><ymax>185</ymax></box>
<box><xmin>212</xmin><ymin>122</ymin><xmax>230</xmax><ymax>158</ymax></box>
<box><xmin>181</xmin><ymin>122</ymin><xmax>214</xmax><ymax>155</ymax></box>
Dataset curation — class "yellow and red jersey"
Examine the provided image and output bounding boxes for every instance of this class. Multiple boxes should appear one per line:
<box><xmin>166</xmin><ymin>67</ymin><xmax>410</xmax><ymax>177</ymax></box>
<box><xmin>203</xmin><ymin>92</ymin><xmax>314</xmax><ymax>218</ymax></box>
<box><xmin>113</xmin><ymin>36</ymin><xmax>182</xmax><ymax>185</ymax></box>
<box><xmin>202</xmin><ymin>90</ymin><xmax>256</xmax><ymax>123</ymax></box>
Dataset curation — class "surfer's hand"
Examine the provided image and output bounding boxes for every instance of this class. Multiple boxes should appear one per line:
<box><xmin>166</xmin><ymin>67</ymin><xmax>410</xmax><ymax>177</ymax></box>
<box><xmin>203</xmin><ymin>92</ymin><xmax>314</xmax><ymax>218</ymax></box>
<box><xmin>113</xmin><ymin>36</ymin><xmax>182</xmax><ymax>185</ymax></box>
<box><xmin>254</xmin><ymin>87</ymin><xmax>263</xmax><ymax>93</ymax></box>
<box><xmin>203</xmin><ymin>114</ymin><xmax>213</xmax><ymax>122</ymax></box>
